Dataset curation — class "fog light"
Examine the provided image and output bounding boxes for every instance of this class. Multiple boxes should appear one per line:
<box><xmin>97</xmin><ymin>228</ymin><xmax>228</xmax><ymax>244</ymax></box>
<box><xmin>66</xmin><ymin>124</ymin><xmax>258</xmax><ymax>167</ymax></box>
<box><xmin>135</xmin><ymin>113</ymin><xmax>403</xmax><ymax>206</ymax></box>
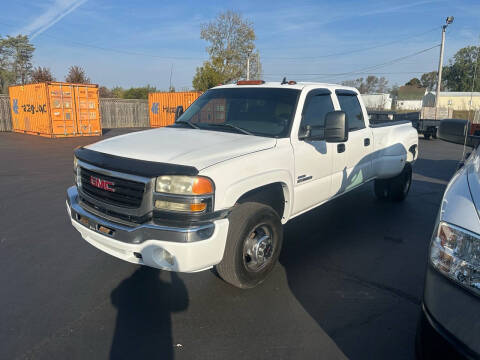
<box><xmin>161</xmin><ymin>249</ymin><xmax>174</xmax><ymax>265</ymax></box>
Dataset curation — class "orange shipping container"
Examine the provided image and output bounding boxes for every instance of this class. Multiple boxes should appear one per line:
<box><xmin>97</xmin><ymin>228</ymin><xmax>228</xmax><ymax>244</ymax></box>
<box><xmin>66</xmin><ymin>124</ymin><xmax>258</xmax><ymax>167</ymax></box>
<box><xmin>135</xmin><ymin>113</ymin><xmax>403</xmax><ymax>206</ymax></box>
<box><xmin>9</xmin><ymin>82</ymin><xmax>102</xmax><ymax>138</ymax></box>
<box><xmin>149</xmin><ymin>91</ymin><xmax>201</xmax><ymax>127</ymax></box>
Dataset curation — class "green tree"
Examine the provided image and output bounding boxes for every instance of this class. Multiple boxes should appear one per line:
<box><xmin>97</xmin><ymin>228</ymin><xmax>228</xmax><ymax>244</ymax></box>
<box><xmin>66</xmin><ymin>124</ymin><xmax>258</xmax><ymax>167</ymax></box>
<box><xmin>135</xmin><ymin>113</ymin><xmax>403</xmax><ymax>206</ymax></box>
<box><xmin>111</xmin><ymin>86</ymin><xmax>125</xmax><ymax>98</ymax></box>
<box><xmin>420</xmin><ymin>71</ymin><xmax>437</xmax><ymax>90</ymax></box>
<box><xmin>443</xmin><ymin>46</ymin><xmax>480</xmax><ymax>92</ymax></box>
<box><xmin>193</xmin><ymin>10</ymin><xmax>261</xmax><ymax>90</ymax></box>
<box><xmin>31</xmin><ymin>66</ymin><xmax>55</xmax><ymax>83</ymax></box>
<box><xmin>122</xmin><ymin>85</ymin><xmax>156</xmax><ymax>99</ymax></box>
<box><xmin>0</xmin><ymin>35</ymin><xmax>35</xmax><ymax>92</ymax></box>
<box><xmin>192</xmin><ymin>61</ymin><xmax>224</xmax><ymax>91</ymax></box>
<box><xmin>65</xmin><ymin>65</ymin><xmax>90</xmax><ymax>83</ymax></box>
<box><xmin>405</xmin><ymin>78</ymin><xmax>422</xmax><ymax>87</ymax></box>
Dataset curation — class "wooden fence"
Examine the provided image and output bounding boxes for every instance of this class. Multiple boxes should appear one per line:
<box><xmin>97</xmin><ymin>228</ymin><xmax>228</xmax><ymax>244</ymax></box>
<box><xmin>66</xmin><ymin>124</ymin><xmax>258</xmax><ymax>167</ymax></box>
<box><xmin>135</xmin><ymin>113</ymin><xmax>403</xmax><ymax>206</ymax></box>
<box><xmin>0</xmin><ymin>96</ymin><xmax>150</xmax><ymax>131</ymax></box>
<box><xmin>99</xmin><ymin>98</ymin><xmax>149</xmax><ymax>128</ymax></box>
<box><xmin>0</xmin><ymin>95</ymin><xmax>12</xmax><ymax>131</ymax></box>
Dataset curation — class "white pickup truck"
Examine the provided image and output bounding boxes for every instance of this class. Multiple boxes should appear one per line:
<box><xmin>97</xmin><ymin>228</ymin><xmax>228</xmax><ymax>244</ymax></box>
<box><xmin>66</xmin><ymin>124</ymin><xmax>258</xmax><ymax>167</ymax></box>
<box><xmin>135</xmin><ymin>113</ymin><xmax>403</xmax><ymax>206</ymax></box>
<box><xmin>67</xmin><ymin>81</ymin><xmax>418</xmax><ymax>288</ymax></box>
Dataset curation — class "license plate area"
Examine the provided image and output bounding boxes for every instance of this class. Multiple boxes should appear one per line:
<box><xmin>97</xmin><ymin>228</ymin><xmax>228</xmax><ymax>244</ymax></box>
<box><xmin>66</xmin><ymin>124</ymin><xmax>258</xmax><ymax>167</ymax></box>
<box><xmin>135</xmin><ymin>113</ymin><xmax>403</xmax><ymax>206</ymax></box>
<box><xmin>76</xmin><ymin>213</ymin><xmax>115</xmax><ymax>237</ymax></box>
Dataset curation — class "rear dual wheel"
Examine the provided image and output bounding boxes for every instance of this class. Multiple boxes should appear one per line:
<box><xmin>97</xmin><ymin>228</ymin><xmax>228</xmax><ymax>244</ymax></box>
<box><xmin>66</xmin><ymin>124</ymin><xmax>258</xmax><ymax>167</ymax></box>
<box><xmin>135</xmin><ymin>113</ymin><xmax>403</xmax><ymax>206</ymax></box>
<box><xmin>374</xmin><ymin>162</ymin><xmax>412</xmax><ymax>202</ymax></box>
<box><xmin>215</xmin><ymin>202</ymin><xmax>283</xmax><ymax>289</ymax></box>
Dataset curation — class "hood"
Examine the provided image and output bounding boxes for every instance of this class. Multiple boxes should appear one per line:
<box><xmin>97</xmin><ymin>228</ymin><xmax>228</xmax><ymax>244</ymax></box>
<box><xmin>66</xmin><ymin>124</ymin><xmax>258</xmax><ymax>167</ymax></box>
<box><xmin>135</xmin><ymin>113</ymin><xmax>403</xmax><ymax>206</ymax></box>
<box><xmin>85</xmin><ymin>127</ymin><xmax>277</xmax><ymax>170</ymax></box>
<box><xmin>467</xmin><ymin>148</ymin><xmax>480</xmax><ymax>222</ymax></box>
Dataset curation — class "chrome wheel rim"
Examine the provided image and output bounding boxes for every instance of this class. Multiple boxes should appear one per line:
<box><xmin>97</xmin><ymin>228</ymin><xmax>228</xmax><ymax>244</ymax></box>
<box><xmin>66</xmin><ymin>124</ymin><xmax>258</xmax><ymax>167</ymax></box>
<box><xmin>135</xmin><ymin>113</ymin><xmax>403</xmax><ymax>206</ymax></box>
<box><xmin>243</xmin><ymin>224</ymin><xmax>274</xmax><ymax>272</ymax></box>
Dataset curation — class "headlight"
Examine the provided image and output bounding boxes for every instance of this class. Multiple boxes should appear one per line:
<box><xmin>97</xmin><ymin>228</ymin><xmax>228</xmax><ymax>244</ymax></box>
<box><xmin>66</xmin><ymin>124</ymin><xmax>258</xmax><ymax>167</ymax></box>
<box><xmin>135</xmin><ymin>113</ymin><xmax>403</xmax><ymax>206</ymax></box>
<box><xmin>154</xmin><ymin>176</ymin><xmax>214</xmax><ymax>213</ymax></box>
<box><xmin>155</xmin><ymin>176</ymin><xmax>213</xmax><ymax>195</ymax></box>
<box><xmin>430</xmin><ymin>221</ymin><xmax>480</xmax><ymax>295</ymax></box>
<box><xmin>73</xmin><ymin>156</ymin><xmax>80</xmax><ymax>187</ymax></box>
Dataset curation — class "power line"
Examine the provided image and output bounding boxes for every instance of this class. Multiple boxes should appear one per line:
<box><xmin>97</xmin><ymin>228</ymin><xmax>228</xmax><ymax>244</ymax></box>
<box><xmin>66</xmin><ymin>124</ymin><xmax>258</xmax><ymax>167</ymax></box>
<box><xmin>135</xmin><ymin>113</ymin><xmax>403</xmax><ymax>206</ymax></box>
<box><xmin>263</xmin><ymin>71</ymin><xmax>434</xmax><ymax>76</ymax></box>
<box><xmin>1</xmin><ymin>18</ymin><xmax>440</xmax><ymax>64</ymax></box>
<box><xmin>261</xmin><ymin>26</ymin><xmax>438</xmax><ymax>60</ymax></box>
<box><xmin>328</xmin><ymin>44</ymin><xmax>440</xmax><ymax>77</ymax></box>
<box><xmin>262</xmin><ymin>44</ymin><xmax>440</xmax><ymax>82</ymax></box>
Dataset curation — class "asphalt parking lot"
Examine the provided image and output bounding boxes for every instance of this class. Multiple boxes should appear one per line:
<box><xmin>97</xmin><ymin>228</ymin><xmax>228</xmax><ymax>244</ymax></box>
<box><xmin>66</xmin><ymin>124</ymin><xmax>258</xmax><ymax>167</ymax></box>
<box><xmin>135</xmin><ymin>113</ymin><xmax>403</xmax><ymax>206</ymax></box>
<box><xmin>0</xmin><ymin>129</ymin><xmax>465</xmax><ymax>360</ymax></box>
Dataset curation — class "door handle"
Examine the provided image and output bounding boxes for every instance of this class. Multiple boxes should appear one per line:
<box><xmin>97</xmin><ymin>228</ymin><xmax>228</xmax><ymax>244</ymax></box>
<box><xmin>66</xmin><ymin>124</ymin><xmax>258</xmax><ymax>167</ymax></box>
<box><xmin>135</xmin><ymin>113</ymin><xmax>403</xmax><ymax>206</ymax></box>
<box><xmin>364</xmin><ymin>138</ymin><xmax>370</xmax><ymax>146</ymax></box>
<box><xmin>337</xmin><ymin>144</ymin><xmax>345</xmax><ymax>153</ymax></box>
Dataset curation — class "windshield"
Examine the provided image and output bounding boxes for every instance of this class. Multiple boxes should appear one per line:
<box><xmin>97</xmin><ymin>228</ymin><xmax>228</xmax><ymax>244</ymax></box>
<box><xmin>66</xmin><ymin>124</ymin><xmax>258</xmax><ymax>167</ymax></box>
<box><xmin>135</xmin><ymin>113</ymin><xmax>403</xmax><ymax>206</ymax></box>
<box><xmin>176</xmin><ymin>88</ymin><xmax>300</xmax><ymax>137</ymax></box>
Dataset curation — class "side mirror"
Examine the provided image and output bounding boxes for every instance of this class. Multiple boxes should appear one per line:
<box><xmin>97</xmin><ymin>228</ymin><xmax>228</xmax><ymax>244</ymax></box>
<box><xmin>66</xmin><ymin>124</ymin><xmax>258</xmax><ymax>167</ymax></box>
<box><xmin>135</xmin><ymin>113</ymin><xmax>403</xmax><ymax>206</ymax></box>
<box><xmin>325</xmin><ymin>111</ymin><xmax>348</xmax><ymax>143</ymax></box>
<box><xmin>298</xmin><ymin>125</ymin><xmax>312</xmax><ymax>140</ymax></box>
<box><xmin>175</xmin><ymin>105</ymin><xmax>184</xmax><ymax>121</ymax></box>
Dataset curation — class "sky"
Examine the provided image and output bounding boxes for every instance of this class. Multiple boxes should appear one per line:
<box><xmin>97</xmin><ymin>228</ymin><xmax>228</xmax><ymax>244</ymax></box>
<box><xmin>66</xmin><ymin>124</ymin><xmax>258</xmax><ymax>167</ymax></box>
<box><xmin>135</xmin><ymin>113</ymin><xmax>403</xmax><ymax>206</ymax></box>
<box><xmin>0</xmin><ymin>0</ymin><xmax>479</xmax><ymax>90</ymax></box>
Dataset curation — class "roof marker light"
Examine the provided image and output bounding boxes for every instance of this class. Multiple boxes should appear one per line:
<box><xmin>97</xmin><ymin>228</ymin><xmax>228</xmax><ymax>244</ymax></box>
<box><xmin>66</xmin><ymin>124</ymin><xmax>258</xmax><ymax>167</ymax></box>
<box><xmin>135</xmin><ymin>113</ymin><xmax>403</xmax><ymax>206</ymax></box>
<box><xmin>236</xmin><ymin>80</ymin><xmax>265</xmax><ymax>85</ymax></box>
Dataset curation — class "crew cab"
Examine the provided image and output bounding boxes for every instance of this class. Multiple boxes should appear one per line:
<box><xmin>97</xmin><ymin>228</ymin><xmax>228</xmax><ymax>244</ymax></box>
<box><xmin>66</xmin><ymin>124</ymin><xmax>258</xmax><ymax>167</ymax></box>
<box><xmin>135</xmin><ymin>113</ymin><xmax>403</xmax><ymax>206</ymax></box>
<box><xmin>66</xmin><ymin>81</ymin><xmax>418</xmax><ymax>288</ymax></box>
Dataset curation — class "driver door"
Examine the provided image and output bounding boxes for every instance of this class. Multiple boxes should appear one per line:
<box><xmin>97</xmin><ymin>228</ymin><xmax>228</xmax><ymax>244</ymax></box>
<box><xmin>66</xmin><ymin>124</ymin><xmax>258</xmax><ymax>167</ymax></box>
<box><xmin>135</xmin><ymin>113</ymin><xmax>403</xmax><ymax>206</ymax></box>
<box><xmin>291</xmin><ymin>89</ymin><xmax>335</xmax><ymax>215</ymax></box>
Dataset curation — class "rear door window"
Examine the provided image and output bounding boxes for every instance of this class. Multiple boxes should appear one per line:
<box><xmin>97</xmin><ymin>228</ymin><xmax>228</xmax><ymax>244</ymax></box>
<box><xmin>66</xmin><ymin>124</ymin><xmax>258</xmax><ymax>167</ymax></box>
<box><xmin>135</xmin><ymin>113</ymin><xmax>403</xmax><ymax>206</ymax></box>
<box><xmin>336</xmin><ymin>91</ymin><xmax>365</xmax><ymax>131</ymax></box>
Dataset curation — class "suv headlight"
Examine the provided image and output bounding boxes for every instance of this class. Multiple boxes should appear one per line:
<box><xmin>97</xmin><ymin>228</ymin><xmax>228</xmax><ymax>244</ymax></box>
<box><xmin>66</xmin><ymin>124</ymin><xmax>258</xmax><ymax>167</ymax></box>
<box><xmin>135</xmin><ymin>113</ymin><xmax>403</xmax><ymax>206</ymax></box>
<box><xmin>154</xmin><ymin>176</ymin><xmax>214</xmax><ymax>213</ymax></box>
<box><xmin>430</xmin><ymin>221</ymin><xmax>480</xmax><ymax>295</ymax></box>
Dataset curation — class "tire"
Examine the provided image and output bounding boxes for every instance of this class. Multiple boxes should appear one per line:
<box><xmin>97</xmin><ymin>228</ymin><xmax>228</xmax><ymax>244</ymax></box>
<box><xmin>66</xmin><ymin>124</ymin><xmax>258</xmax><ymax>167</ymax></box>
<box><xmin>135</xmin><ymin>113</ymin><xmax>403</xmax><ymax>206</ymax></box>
<box><xmin>374</xmin><ymin>163</ymin><xmax>412</xmax><ymax>202</ymax></box>
<box><xmin>215</xmin><ymin>202</ymin><xmax>283</xmax><ymax>289</ymax></box>
<box><xmin>424</xmin><ymin>133</ymin><xmax>431</xmax><ymax>140</ymax></box>
<box><xmin>374</xmin><ymin>178</ymin><xmax>389</xmax><ymax>199</ymax></box>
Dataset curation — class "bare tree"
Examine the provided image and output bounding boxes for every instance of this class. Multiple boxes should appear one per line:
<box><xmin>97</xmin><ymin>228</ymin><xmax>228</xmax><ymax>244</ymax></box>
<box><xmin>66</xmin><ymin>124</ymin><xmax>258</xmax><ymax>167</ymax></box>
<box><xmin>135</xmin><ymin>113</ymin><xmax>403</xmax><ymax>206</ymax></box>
<box><xmin>342</xmin><ymin>75</ymin><xmax>389</xmax><ymax>94</ymax></box>
<box><xmin>376</xmin><ymin>77</ymin><xmax>389</xmax><ymax>93</ymax></box>
<box><xmin>65</xmin><ymin>65</ymin><xmax>90</xmax><ymax>83</ymax></box>
<box><xmin>99</xmin><ymin>86</ymin><xmax>113</xmax><ymax>97</ymax></box>
<box><xmin>31</xmin><ymin>66</ymin><xmax>55</xmax><ymax>83</ymax></box>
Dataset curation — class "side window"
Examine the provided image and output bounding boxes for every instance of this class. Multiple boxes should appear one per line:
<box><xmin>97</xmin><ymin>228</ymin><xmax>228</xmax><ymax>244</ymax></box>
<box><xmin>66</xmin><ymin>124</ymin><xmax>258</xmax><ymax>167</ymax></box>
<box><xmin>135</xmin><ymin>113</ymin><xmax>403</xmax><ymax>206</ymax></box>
<box><xmin>300</xmin><ymin>92</ymin><xmax>334</xmax><ymax>138</ymax></box>
<box><xmin>337</xmin><ymin>94</ymin><xmax>365</xmax><ymax>131</ymax></box>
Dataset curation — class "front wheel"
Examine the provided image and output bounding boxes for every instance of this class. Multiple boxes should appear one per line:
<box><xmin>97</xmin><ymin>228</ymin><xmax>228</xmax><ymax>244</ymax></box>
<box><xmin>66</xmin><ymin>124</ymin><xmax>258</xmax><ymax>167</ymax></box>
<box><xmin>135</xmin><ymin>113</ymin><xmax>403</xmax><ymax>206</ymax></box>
<box><xmin>215</xmin><ymin>202</ymin><xmax>283</xmax><ymax>289</ymax></box>
<box><xmin>374</xmin><ymin>162</ymin><xmax>412</xmax><ymax>202</ymax></box>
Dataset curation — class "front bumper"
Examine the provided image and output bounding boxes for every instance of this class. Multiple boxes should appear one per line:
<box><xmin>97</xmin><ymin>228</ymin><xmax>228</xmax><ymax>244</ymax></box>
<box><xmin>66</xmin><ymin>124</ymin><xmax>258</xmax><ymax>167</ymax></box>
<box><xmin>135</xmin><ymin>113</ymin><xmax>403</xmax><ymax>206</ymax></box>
<box><xmin>416</xmin><ymin>304</ymin><xmax>476</xmax><ymax>360</ymax></box>
<box><xmin>67</xmin><ymin>186</ymin><xmax>229</xmax><ymax>272</ymax></box>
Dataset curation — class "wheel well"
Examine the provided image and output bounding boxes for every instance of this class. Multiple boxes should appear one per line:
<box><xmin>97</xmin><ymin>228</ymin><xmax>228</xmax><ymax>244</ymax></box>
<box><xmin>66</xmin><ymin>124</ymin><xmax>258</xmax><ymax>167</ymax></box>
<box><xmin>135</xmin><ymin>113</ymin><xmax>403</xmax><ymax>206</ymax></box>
<box><xmin>236</xmin><ymin>183</ymin><xmax>286</xmax><ymax>220</ymax></box>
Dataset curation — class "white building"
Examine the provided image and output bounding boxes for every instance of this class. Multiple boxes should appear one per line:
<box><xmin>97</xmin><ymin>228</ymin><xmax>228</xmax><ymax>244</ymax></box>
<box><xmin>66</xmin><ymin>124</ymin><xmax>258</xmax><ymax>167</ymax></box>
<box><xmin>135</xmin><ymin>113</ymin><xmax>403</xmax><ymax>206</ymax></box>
<box><xmin>393</xmin><ymin>99</ymin><xmax>423</xmax><ymax>111</ymax></box>
<box><xmin>361</xmin><ymin>93</ymin><xmax>392</xmax><ymax>110</ymax></box>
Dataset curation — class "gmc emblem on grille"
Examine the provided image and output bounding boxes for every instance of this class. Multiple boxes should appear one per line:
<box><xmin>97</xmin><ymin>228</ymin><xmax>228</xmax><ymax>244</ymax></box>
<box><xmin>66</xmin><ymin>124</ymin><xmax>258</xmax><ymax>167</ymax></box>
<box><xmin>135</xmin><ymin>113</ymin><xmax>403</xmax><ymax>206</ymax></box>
<box><xmin>90</xmin><ymin>176</ymin><xmax>115</xmax><ymax>192</ymax></box>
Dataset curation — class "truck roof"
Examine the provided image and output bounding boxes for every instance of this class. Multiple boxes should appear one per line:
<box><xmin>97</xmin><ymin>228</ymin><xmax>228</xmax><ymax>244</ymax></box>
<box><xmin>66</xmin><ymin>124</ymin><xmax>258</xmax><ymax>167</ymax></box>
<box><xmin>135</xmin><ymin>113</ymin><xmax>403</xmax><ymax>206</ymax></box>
<box><xmin>213</xmin><ymin>81</ymin><xmax>358</xmax><ymax>93</ymax></box>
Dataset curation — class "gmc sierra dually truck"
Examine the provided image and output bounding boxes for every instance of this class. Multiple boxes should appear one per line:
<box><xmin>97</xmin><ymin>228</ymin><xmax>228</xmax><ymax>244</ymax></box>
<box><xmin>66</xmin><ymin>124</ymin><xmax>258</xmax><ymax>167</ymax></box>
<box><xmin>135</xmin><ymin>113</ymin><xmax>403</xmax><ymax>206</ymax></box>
<box><xmin>67</xmin><ymin>80</ymin><xmax>418</xmax><ymax>288</ymax></box>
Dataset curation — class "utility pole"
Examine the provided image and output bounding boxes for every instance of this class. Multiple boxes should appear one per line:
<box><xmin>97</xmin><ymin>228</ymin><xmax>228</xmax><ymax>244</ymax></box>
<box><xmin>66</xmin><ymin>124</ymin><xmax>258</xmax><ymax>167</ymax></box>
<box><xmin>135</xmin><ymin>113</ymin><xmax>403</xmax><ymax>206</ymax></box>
<box><xmin>435</xmin><ymin>16</ymin><xmax>454</xmax><ymax>109</ymax></box>
<box><xmin>169</xmin><ymin>64</ymin><xmax>174</xmax><ymax>92</ymax></box>
<box><xmin>246</xmin><ymin>49</ymin><xmax>253</xmax><ymax>80</ymax></box>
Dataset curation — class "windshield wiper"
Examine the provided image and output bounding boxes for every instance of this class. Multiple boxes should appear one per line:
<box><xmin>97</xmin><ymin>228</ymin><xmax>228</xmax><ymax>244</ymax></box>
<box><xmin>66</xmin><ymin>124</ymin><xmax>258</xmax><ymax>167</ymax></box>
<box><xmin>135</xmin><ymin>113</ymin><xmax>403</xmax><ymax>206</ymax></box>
<box><xmin>207</xmin><ymin>123</ymin><xmax>253</xmax><ymax>135</ymax></box>
<box><xmin>176</xmin><ymin>120</ymin><xmax>200</xmax><ymax>129</ymax></box>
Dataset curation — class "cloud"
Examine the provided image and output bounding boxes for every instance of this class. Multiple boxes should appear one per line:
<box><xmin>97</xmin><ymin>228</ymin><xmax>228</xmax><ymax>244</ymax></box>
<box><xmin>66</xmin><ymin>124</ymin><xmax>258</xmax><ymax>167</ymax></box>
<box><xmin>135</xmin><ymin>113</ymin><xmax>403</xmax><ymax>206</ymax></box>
<box><xmin>16</xmin><ymin>0</ymin><xmax>86</xmax><ymax>39</ymax></box>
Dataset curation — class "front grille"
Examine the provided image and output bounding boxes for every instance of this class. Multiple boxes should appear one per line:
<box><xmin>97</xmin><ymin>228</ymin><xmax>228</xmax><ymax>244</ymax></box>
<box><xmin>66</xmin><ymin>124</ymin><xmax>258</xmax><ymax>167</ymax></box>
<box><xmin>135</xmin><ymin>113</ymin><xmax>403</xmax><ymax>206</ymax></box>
<box><xmin>79</xmin><ymin>196</ymin><xmax>150</xmax><ymax>225</ymax></box>
<box><xmin>79</xmin><ymin>167</ymin><xmax>146</xmax><ymax>208</ymax></box>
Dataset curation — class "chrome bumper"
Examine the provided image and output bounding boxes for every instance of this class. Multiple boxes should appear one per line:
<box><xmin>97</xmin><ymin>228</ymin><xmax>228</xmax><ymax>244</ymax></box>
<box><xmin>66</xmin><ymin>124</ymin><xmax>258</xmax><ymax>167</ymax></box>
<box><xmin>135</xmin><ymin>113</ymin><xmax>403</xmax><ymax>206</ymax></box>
<box><xmin>66</xmin><ymin>186</ymin><xmax>215</xmax><ymax>244</ymax></box>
